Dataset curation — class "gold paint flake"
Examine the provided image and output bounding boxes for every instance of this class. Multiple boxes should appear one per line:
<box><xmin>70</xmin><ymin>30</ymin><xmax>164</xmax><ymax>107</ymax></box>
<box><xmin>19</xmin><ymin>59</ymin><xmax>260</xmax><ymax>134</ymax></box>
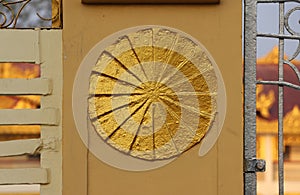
<box><xmin>88</xmin><ymin>27</ymin><xmax>217</xmax><ymax>160</ymax></box>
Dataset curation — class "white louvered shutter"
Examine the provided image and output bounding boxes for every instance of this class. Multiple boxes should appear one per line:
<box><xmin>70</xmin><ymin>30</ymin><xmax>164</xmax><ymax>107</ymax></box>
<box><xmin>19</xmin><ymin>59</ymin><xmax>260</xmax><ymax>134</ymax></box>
<box><xmin>0</xmin><ymin>29</ymin><xmax>62</xmax><ymax>195</ymax></box>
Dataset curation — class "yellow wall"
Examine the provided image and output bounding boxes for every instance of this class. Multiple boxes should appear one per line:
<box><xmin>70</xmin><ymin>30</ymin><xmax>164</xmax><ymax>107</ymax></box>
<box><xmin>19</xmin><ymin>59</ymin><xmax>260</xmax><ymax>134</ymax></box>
<box><xmin>63</xmin><ymin>1</ymin><xmax>242</xmax><ymax>194</ymax></box>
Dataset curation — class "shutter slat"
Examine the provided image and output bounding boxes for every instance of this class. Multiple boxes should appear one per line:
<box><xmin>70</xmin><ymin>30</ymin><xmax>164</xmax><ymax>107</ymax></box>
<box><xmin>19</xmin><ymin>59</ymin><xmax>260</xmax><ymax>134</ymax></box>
<box><xmin>0</xmin><ymin>139</ymin><xmax>41</xmax><ymax>157</ymax></box>
<box><xmin>0</xmin><ymin>168</ymin><xmax>49</xmax><ymax>184</ymax></box>
<box><xmin>0</xmin><ymin>78</ymin><xmax>52</xmax><ymax>95</ymax></box>
<box><xmin>0</xmin><ymin>108</ymin><xmax>59</xmax><ymax>125</ymax></box>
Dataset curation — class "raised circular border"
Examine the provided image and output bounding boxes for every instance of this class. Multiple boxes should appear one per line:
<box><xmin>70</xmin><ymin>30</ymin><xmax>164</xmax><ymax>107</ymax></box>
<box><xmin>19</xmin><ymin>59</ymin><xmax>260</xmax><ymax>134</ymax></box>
<box><xmin>72</xmin><ymin>25</ymin><xmax>227</xmax><ymax>171</ymax></box>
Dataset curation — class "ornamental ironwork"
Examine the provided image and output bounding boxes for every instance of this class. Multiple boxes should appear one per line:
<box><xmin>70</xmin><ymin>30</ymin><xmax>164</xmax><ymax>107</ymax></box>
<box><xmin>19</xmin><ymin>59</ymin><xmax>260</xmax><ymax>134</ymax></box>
<box><xmin>244</xmin><ymin>1</ymin><xmax>300</xmax><ymax>195</ymax></box>
<box><xmin>0</xmin><ymin>0</ymin><xmax>61</xmax><ymax>29</ymax></box>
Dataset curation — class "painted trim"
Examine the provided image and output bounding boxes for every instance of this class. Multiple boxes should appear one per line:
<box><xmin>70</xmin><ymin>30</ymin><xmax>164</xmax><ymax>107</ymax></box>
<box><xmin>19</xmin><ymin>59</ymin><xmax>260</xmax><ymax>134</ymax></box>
<box><xmin>82</xmin><ymin>0</ymin><xmax>219</xmax><ymax>4</ymax></box>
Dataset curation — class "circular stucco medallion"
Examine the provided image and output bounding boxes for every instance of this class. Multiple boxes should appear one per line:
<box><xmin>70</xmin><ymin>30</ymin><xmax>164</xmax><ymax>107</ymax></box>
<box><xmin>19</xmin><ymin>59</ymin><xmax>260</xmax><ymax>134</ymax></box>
<box><xmin>72</xmin><ymin>25</ymin><xmax>226</xmax><ymax>171</ymax></box>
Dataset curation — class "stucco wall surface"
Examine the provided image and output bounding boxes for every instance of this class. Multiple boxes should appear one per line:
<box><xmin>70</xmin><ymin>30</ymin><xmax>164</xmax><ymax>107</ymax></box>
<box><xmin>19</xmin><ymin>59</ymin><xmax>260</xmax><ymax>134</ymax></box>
<box><xmin>63</xmin><ymin>1</ymin><xmax>242</xmax><ymax>194</ymax></box>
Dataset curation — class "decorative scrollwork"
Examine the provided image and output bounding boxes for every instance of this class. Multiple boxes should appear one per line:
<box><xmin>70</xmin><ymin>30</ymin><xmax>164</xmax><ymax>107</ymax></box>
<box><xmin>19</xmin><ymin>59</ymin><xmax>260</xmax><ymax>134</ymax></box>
<box><xmin>284</xmin><ymin>6</ymin><xmax>300</xmax><ymax>61</ymax></box>
<box><xmin>282</xmin><ymin>5</ymin><xmax>300</xmax><ymax>88</ymax></box>
<box><xmin>51</xmin><ymin>0</ymin><xmax>60</xmax><ymax>25</ymax></box>
<box><xmin>287</xmin><ymin>41</ymin><xmax>300</xmax><ymax>61</ymax></box>
<box><xmin>37</xmin><ymin>0</ymin><xmax>60</xmax><ymax>24</ymax></box>
<box><xmin>0</xmin><ymin>0</ymin><xmax>30</xmax><ymax>28</ymax></box>
<box><xmin>284</xmin><ymin>60</ymin><xmax>300</xmax><ymax>81</ymax></box>
<box><xmin>284</xmin><ymin>6</ymin><xmax>300</xmax><ymax>36</ymax></box>
<box><xmin>0</xmin><ymin>0</ymin><xmax>57</xmax><ymax>29</ymax></box>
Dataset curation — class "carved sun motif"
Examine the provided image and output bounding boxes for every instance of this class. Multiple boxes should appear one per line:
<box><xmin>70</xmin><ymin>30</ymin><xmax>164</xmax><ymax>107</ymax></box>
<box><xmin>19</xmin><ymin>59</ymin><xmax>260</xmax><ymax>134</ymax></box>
<box><xmin>88</xmin><ymin>26</ymin><xmax>218</xmax><ymax>160</ymax></box>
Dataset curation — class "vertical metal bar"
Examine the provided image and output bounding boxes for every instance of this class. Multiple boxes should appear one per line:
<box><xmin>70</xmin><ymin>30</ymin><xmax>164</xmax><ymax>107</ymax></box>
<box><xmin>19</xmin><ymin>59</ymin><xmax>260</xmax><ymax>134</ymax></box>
<box><xmin>278</xmin><ymin>3</ymin><xmax>285</xmax><ymax>195</ymax></box>
<box><xmin>244</xmin><ymin>0</ymin><xmax>258</xmax><ymax>194</ymax></box>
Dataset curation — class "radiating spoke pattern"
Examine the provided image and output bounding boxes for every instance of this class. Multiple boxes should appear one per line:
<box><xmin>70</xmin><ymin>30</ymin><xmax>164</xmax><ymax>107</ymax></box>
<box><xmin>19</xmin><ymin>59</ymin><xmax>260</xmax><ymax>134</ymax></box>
<box><xmin>88</xmin><ymin>26</ymin><xmax>218</xmax><ymax>160</ymax></box>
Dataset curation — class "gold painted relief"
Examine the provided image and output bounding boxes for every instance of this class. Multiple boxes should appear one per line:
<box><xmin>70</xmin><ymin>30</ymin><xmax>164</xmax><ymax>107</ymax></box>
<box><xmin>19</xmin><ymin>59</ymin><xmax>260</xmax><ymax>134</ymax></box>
<box><xmin>88</xmin><ymin>27</ymin><xmax>217</xmax><ymax>160</ymax></box>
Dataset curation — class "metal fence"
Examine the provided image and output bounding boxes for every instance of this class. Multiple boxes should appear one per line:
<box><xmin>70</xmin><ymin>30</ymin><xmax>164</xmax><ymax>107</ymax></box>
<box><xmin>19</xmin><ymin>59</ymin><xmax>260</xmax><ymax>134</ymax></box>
<box><xmin>244</xmin><ymin>0</ymin><xmax>300</xmax><ymax>194</ymax></box>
